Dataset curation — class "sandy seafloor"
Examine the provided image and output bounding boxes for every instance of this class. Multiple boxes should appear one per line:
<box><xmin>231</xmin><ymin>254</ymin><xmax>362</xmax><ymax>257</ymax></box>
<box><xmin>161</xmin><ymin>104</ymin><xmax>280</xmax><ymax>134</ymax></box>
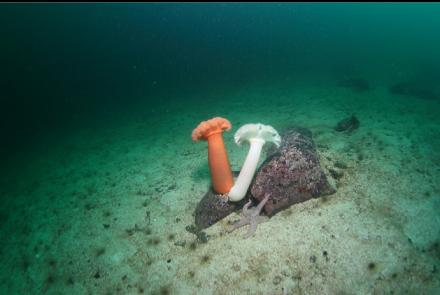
<box><xmin>1</xmin><ymin>75</ymin><xmax>439</xmax><ymax>295</ymax></box>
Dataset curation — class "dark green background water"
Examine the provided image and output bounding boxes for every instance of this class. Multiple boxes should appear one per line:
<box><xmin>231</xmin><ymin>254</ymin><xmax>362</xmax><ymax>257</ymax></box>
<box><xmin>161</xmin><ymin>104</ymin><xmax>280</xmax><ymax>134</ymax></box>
<box><xmin>1</xmin><ymin>3</ymin><xmax>439</xmax><ymax>156</ymax></box>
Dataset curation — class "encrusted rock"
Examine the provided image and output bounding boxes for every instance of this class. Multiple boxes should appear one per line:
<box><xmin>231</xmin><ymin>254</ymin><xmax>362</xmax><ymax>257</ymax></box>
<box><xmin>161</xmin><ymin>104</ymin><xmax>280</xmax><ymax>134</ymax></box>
<box><xmin>194</xmin><ymin>173</ymin><xmax>248</xmax><ymax>230</ymax></box>
<box><xmin>251</xmin><ymin>127</ymin><xmax>336</xmax><ymax>216</ymax></box>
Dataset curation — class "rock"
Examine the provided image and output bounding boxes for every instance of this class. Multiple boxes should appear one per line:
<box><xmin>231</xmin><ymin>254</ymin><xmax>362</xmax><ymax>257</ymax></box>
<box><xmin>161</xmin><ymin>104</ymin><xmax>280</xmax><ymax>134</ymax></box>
<box><xmin>334</xmin><ymin>115</ymin><xmax>360</xmax><ymax>133</ymax></box>
<box><xmin>389</xmin><ymin>81</ymin><xmax>438</xmax><ymax>100</ymax></box>
<box><xmin>194</xmin><ymin>173</ymin><xmax>249</xmax><ymax>230</ymax></box>
<box><xmin>251</xmin><ymin>127</ymin><xmax>336</xmax><ymax>217</ymax></box>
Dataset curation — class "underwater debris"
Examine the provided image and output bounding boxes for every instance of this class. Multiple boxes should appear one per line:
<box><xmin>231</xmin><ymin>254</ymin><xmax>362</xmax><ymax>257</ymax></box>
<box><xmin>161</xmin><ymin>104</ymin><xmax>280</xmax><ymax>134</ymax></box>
<box><xmin>334</xmin><ymin>115</ymin><xmax>360</xmax><ymax>133</ymax></box>
<box><xmin>185</xmin><ymin>225</ymin><xmax>210</xmax><ymax>243</ymax></box>
<box><xmin>273</xmin><ymin>275</ymin><xmax>282</xmax><ymax>285</ymax></box>
<box><xmin>188</xmin><ymin>241</ymin><xmax>197</xmax><ymax>251</ymax></box>
<box><xmin>196</xmin><ymin>231</ymin><xmax>209</xmax><ymax>243</ymax></box>
<box><xmin>125</xmin><ymin>224</ymin><xmax>151</xmax><ymax>236</ymax></box>
<box><xmin>200</xmin><ymin>254</ymin><xmax>211</xmax><ymax>264</ymax></box>
<box><xmin>147</xmin><ymin>237</ymin><xmax>161</xmax><ymax>246</ymax></box>
<box><xmin>337</xmin><ymin>77</ymin><xmax>371</xmax><ymax>92</ymax></box>
<box><xmin>185</xmin><ymin>224</ymin><xmax>198</xmax><ymax>234</ymax></box>
<box><xmin>323</xmin><ymin>250</ymin><xmax>329</xmax><ymax>262</ymax></box>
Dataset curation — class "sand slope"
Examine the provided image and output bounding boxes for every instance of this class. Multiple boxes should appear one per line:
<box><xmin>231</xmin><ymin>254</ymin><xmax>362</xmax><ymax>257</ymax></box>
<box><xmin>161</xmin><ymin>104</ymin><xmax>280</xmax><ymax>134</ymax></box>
<box><xmin>1</xmin><ymin>77</ymin><xmax>439</xmax><ymax>294</ymax></box>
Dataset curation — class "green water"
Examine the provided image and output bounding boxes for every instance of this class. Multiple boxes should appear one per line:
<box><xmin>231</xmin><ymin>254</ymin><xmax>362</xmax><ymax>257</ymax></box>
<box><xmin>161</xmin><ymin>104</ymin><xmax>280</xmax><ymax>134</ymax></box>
<box><xmin>0</xmin><ymin>3</ymin><xmax>439</xmax><ymax>294</ymax></box>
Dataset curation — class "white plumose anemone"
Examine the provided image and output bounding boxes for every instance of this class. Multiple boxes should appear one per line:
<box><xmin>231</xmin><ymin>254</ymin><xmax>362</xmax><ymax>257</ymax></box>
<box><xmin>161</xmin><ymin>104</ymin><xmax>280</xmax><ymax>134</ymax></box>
<box><xmin>228</xmin><ymin>123</ymin><xmax>281</xmax><ymax>202</ymax></box>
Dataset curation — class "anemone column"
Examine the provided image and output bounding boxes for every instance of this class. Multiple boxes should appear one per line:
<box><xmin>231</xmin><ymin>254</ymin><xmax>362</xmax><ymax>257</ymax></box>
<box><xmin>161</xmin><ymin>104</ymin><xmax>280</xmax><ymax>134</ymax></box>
<box><xmin>192</xmin><ymin>117</ymin><xmax>234</xmax><ymax>194</ymax></box>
